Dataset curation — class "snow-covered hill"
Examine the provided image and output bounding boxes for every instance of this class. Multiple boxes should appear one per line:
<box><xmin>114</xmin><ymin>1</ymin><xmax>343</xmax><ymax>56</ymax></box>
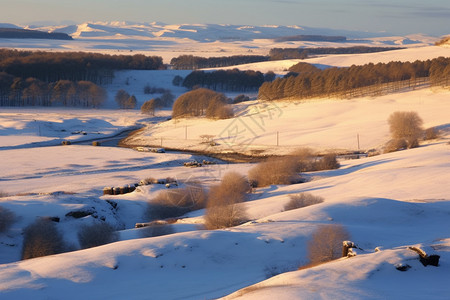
<box><xmin>0</xmin><ymin>21</ymin><xmax>442</xmax><ymax>63</ymax></box>
<box><xmin>0</xmin><ymin>36</ymin><xmax>450</xmax><ymax>299</ymax></box>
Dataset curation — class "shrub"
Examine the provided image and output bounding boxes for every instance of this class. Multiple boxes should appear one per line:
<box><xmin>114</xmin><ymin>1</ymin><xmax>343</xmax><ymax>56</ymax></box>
<box><xmin>140</xmin><ymin>222</ymin><xmax>174</xmax><ymax>238</ymax></box>
<box><xmin>288</xmin><ymin>148</ymin><xmax>339</xmax><ymax>172</ymax></box>
<box><xmin>307</xmin><ymin>224</ymin><xmax>350</xmax><ymax>265</ymax></box>
<box><xmin>248</xmin><ymin>156</ymin><xmax>301</xmax><ymax>187</ymax></box>
<box><xmin>424</xmin><ymin>127</ymin><xmax>439</xmax><ymax>140</ymax></box>
<box><xmin>0</xmin><ymin>206</ymin><xmax>16</xmax><ymax>233</ymax></box>
<box><xmin>78</xmin><ymin>222</ymin><xmax>118</xmax><ymax>249</ymax></box>
<box><xmin>141</xmin><ymin>99</ymin><xmax>156</xmax><ymax>115</ymax></box>
<box><xmin>316</xmin><ymin>154</ymin><xmax>340</xmax><ymax>171</ymax></box>
<box><xmin>205</xmin><ymin>172</ymin><xmax>250</xmax><ymax>229</ymax></box>
<box><xmin>384</xmin><ymin>138</ymin><xmax>408</xmax><ymax>153</ymax></box>
<box><xmin>284</xmin><ymin>193</ymin><xmax>324</xmax><ymax>211</ymax></box>
<box><xmin>115</xmin><ymin>89</ymin><xmax>130</xmax><ymax>108</ymax></box>
<box><xmin>146</xmin><ymin>184</ymin><xmax>207</xmax><ymax>221</ymax></box>
<box><xmin>233</xmin><ymin>94</ymin><xmax>250</xmax><ymax>103</ymax></box>
<box><xmin>22</xmin><ymin>219</ymin><xmax>67</xmax><ymax>260</ymax></box>
<box><xmin>388</xmin><ymin>111</ymin><xmax>423</xmax><ymax>148</ymax></box>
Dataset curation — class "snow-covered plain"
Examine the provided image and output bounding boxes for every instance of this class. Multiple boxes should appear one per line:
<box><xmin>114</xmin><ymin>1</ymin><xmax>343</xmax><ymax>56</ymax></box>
<box><xmin>0</xmin><ymin>28</ymin><xmax>450</xmax><ymax>299</ymax></box>
<box><xmin>0</xmin><ymin>21</ymin><xmax>442</xmax><ymax>63</ymax></box>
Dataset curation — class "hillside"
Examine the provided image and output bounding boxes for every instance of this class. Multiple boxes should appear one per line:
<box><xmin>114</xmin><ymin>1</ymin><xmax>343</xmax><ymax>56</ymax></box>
<box><xmin>0</xmin><ymin>28</ymin><xmax>72</xmax><ymax>40</ymax></box>
<box><xmin>0</xmin><ymin>32</ymin><xmax>449</xmax><ymax>299</ymax></box>
<box><xmin>0</xmin><ymin>22</ymin><xmax>440</xmax><ymax>63</ymax></box>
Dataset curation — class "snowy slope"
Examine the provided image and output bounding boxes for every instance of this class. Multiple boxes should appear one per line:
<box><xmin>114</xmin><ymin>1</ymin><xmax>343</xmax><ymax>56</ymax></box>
<box><xmin>0</xmin><ymin>42</ymin><xmax>450</xmax><ymax>299</ymax></box>
<box><xmin>0</xmin><ymin>137</ymin><xmax>449</xmax><ymax>299</ymax></box>
<box><xmin>123</xmin><ymin>88</ymin><xmax>450</xmax><ymax>155</ymax></box>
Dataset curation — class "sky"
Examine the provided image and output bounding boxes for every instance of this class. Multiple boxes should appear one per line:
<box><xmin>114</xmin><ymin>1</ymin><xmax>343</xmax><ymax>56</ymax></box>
<box><xmin>1</xmin><ymin>0</ymin><xmax>449</xmax><ymax>36</ymax></box>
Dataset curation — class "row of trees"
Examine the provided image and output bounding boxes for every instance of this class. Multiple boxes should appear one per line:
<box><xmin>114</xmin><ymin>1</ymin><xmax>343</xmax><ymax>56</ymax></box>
<box><xmin>170</xmin><ymin>47</ymin><xmax>402</xmax><ymax>70</ymax></box>
<box><xmin>258</xmin><ymin>57</ymin><xmax>450</xmax><ymax>101</ymax></box>
<box><xmin>170</xmin><ymin>55</ymin><xmax>270</xmax><ymax>70</ymax></box>
<box><xmin>0</xmin><ymin>49</ymin><xmax>165</xmax><ymax>84</ymax></box>
<box><xmin>269</xmin><ymin>46</ymin><xmax>402</xmax><ymax>60</ymax></box>
<box><xmin>0</xmin><ymin>74</ymin><xmax>106</xmax><ymax>107</ymax></box>
<box><xmin>172</xmin><ymin>88</ymin><xmax>233</xmax><ymax>119</ymax></box>
<box><xmin>182</xmin><ymin>69</ymin><xmax>275</xmax><ymax>91</ymax></box>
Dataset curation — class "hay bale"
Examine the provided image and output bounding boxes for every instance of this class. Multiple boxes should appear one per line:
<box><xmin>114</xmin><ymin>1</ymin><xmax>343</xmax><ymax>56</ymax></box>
<box><xmin>92</xmin><ymin>141</ymin><xmax>101</xmax><ymax>146</ymax></box>
<box><xmin>103</xmin><ymin>187</ymin><xmax>113</xmax><ymax>195</ymax></box>
<box><xmin>120</xmin><ymin>186</ymin><xmax>129</xmax><ymax>194</ymax></box>
<box><xmin>61</xmin><ymin>140</ymin><xmax>71</xmax><ymax>145</ymax></box>
<box><xmin>113</xmin><ymin>187</ymin><xmax>121</xmax><ymax>195</ymax></box>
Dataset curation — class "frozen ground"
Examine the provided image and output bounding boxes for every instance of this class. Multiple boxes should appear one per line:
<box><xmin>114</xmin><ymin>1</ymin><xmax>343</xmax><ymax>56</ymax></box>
<box><xmin>0</xmin><ymin>31</ymin><xmax>449</xmax><ymax>299</ymax></box>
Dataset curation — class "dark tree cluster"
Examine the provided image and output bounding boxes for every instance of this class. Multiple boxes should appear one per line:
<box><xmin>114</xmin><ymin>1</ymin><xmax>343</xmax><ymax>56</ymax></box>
<box><xmin>0</xmin><ymin>28</ymin><xmax>72</xmax><ymax>40</ymax></box>
<box><xmin>0</xmin><ymin>49</ymin><xmax>165</xmax><ymax>84</ymax></box>
<box><xmin>172</xmin><ymin>88</ymin><xmax>233</xmax><ymax>119</ymax></box>
<box><xmin>258</xmin><ymin>57</ymin><xmax>450</xmax><ymax>101</ymax></box>
<box><xmin>115</xmin><ymin>89</ymin><xmax>137</xmax><ymax>109</ymax></box>
<box><xmin>269</xmin><ymin>46</ymin><xmax>403</xmax><ymax>60</ymax></box>
<box><xmin>141</xmin><ymin>91</ymin><xmax>175</xmax><ymax>115</ymax></box>
<box><xmin>0</xmin><ymin>73</ymin><xmax>106</xmax><ymax>107</ymax></box>
<box><xmin>274</xmin><ymin>35</ymin><xmax>346</xmax><ymax>43</ymax></box>
<box><xmin>170</xmin><ymin>55</ymin><xmax>270</xmax><ymax>70</ymax></box>
<box><xmin>182</xmin><ymin>69</ymin><xmax>272</xmax><ymax>92</ymax></box>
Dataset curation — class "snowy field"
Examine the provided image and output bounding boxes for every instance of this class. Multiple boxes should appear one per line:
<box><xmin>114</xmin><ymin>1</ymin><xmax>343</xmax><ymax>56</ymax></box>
<box><xmin>0</xmin><ymin>28</ymin><xmax>450</xmax><ymax>299</ymax></box>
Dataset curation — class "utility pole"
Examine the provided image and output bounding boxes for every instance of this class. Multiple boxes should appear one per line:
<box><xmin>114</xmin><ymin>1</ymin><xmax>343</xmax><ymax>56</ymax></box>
<box><xmin>357</xmin><ymin>133</ymin><xmax>360</xmax><ymax>150</ymax></box>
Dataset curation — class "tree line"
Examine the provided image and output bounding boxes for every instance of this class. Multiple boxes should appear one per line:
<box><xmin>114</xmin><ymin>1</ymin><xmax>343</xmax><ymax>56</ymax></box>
<box><xmin>170</xmin><ymin>55</ymin><xmax>270</xmax><ymax>70</ymax></box>
<box><xmin>0</xmin><ymin>49</ymin><xmax>165</xmax><ymax>84</ymax></box>
<box><xmin>269</xmin><ymin>46</ymin><xmax>403</xmax><ymax>60</ymax></box>
<box><xmin>170</xmin><ymin>47</ymin><xmax>404</xmax><ymax>70</ymax></box>
<box><xmin>182</xmin><ymin>69</ymin><xmax>275</xmax><ymax>92</ymax></box>
<box><xmin>0</xmin><ymin>28</ymin><xmax>72</xmax><ymax>40</ymax></box>
<box><xmin>258</xmin><ymin>57</ymin><xmax>450</xmax><ymax>101</ymax></box>
<box><xmin>0</xmin><ymin>73</ymin><xmax>106</xmax><ymax>107</ymax></box>
<box><xmin>273</xmin><ymin>35</ymin><xmax>346</xmax><ymax>43</ymax></box>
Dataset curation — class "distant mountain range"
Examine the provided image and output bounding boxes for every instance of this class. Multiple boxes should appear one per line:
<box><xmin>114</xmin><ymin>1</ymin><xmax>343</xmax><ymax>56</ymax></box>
<box><xmin>0</xmin><ymin>21</ymin><xmax>391</xmax><ymax>42</ymax></box>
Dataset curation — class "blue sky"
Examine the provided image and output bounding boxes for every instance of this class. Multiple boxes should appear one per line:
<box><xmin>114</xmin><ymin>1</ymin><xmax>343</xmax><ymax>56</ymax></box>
<box><xmin>1</xmin><ymin>0</ymin><xmax>449</xmax><ymax>35</ymax></box>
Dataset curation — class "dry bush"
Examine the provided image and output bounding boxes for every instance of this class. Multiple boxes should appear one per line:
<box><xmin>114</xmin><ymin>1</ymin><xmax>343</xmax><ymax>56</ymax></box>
<box><xmin>0</xmin><ymin>206</ymin><xmax>16</xmax><ymax>233</ymax></box>
<box><xmin>78</xmin><ymin>222</ymin><xmax>118</xmax><ymax>249</ymax></box>
<box><xmin>22</xmin><ymin>219</ymin><xmax>67</xmax><ymax>260</ymax></box>
<box><xmin>140</xmin><ymin>222</ymin><xmax>175</xmax><ymax>238</ymax></box>
<box><xmin>388</xmin><ymin>111</ymin><xmax>423</xmax><ymax>148</ymax></box>
<box><xmin>284</xmin><ymin>193</ymin><xmax>324</xmax><ymax>211</ymax></box>
<box><xmin>424</xmin><ymin>127</ymin><xmax>439</xmax><ymax>140</ymax></box>
<box><xmin>315</xmin><ymin>154</ymin><xmax>340</xmax><ymax>171</ymax></box>
<box><xmin>146</xmin><ymin>184</ymin><xmax>207</xmax><ymax>221</ymax></box>
<box><xmin>205</xmin><ymin>172</ymin><xmax>250</xmax><ymax>229</ymax></box>
<box><xmin>384</xmin><ymin>138</ymin><xmax>408</xmax><ymax>153</ymax></box>
<box><xmin>307</xmin><ymin>224</ymin><xmax>350</xmax><ymax>265</ymax></box>
<box><xmin>141</xmin><ymin>99</ymin><xmax>156</xmax><ymax>115</ymax></box>
<box><xmin>287</xmin><ymin>148</ymin><xmax>339</xmax><ymax>172</ymax></box>
<box><xmin>248</xmin><ymin>156</ymin><xmax>301</xmax><ymax>187</ymax></box>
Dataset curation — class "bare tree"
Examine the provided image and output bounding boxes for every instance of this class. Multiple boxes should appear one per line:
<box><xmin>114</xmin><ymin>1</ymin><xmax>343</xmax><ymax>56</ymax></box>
<box><xmin>388</xmin><ymin>111</ymin><xmax>423</xmax><ymax>148</ymax></box>
<box><xmin>0</xmin><ymin>206</ymin><xmax>15</xmax><ymax>233</ymax></box>
<box><xmin>78</xmin><ymin>222</ymin><xmax>118</xmax><ymax>249</ymax></box>
<box><xmin>248</xmin><ymin>156</ymin><xmax>301</xmax><ymax>187</ymax></box>
<box><xmin>141</xmin><ymin>99</ymin><xmax>156</xmax><ymax>115</ymax></box>
<box><xmin>205</xmin><ymin>172</ymin><xmax>250</xmax><ymax>229</ymax></box>
<box><xmin>22</xmin><ymin>219</ymin><xmax>66</xmax><ymax>260</ymax></box>
<box><xmin>307</xmin><ymin>224</ymin><xmax>350</xmax><ymax>265</ymax></box>
<box><xmin>284</xmin><ymin>193</ymin><xmax>324</xmax><ymax>211</ymax></box>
